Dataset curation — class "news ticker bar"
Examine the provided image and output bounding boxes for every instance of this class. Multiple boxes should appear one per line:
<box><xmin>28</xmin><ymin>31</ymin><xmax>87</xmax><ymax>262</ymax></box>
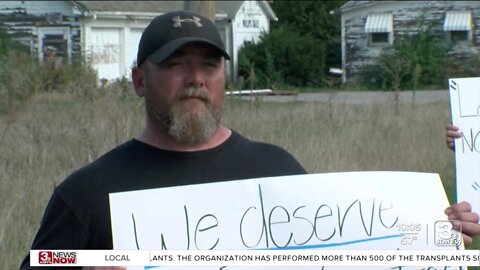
<box><xmin>31</xmin><ymin>249</ymin><xmax>480</xmax><ymax>267</ymax></box>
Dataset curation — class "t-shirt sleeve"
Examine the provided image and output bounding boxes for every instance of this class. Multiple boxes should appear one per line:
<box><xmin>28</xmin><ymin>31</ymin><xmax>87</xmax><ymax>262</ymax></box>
<box><xmin>19</xmin><ymin>192</ymin><xmax>87</xmax><ymax>270</ymax></box>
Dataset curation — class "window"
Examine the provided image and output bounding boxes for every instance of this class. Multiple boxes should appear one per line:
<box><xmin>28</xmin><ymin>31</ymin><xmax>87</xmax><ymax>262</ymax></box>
<box><xmin>444</xmin><ymin>11</ymin><xmax>472</xmax><ymax>44</ymax></box>
<box><xmin>450</xmin><ymin>31</ymin><xmax>469</xmax><ymax>42</ymax></box>
<box><xmin>42</xmin><ymin>34</ymin><xmax>67</xmax><ymax>64</ymax></box>
<box><xmin>370</xmin><ymin>33</ymin><xmax>389</xmax><ymax>43</ymax></box>
<box><xmin>365</xmin><ymin>14</ymin><xmax>393</xmax><ymax>46</ymax></box>
<box><xmin>38</xmin><ymin>27</ymin><xmax>70</xmax><ymax>64</ymax></box>
<box><xmin>243</xmin><ymin>19</ymin><xmax>259</xmax><ymax>28</ymax></box>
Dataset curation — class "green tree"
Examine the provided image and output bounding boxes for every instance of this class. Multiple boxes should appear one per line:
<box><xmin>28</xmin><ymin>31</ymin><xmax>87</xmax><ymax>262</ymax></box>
<box><xmin>238</xmin><ymin>24</ymin><xmax>325</xmax><ymax>88</ymax></box>
<box><xmin>0</xmin><ymin>28</ymin><xmax>29</xmax><ymax>56</ymax></box>
<box><xmin>237</xmin><ymin>1</ymin><xmax>346</xmax><ymax>88</ymax></box>
<box><xmin>271</xmin><ymin>1</ymin><xmax>347</xmax><ymax>69</ymax></box>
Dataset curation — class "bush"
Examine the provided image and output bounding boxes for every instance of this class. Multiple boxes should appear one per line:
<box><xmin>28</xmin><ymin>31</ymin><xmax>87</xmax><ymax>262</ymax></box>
<box><xmin>362</xmin><ymin>28</ymin><xmax>449</xmax><ymax>91</ymax></box>
<box><xmin>0</xmin><ymin>51</ymin><xmax>42</xmax><ymax>111</ymax></box>
<box><xmin>238</xmin><ymin>24</ymin><xmax>326</xmax><ymax>89</ymax></box>
<box><xmin>0</xmin><ymin>28</ymin><xmax>30</xmax><ymax>57</ymax></box>
<box><xmin>0</xmin><ymin>47</ymin><xmax>98</xmax><ymax>112</ymax></box>
<box><xmin>271</xmin><ymin>1</ymin><xmax>345</xmax><ymax>74</ymax></box>
<box><xmin>442</xmin><ymin>54</ymin><xmax>480</xmax><ymax>81</ymax></box>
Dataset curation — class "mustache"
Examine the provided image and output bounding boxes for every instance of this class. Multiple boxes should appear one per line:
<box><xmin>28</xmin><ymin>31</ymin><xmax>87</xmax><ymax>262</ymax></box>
<box><xmin>176</xmin><ymin>87</ymin><xmax>211</xmax><ymax>103</ymax></box>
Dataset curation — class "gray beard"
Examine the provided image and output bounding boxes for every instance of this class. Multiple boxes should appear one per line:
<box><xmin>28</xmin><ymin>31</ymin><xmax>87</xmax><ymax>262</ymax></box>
<box><xmin>157</xmin><ymin>87</ymin><xmax>222</xmax><ymax>145</ymax></box>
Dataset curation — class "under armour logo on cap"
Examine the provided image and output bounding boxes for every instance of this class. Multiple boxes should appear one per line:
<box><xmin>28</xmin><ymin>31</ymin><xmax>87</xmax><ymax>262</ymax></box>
<box><xmin>172</xmin><ymin>16</ymin><xmax>203</xmax><ymax>28</ymax></box>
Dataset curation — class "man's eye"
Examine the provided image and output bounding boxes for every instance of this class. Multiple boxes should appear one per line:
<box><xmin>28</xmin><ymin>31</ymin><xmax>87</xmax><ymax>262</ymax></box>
<box><xmin>159</xmin><ymin>61</ymin><xmax>180</xmax><ymax>69</ymax></box>
<box><xmin>204</xmin><ymin>62</ymin><xmax>218</xmax><ymax>67</ymax></box>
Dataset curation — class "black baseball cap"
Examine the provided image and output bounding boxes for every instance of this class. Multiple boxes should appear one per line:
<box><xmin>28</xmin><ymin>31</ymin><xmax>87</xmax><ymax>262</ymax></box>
<box><xmin>137</xmin><ymin>10</ymin><xmax>230</xmax><ymax>66</ymax></box>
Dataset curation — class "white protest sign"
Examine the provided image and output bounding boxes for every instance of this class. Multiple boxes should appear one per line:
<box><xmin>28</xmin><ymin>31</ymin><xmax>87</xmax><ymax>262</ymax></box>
<box><xmin>110</xmin><ymin>171</ymin><xmax>463</xmax><ymax>270</ymax></box>
<box><xmin>449</xmin><ymin>77</ymin><xmax>480</xmax><ymax>216</ymax></box>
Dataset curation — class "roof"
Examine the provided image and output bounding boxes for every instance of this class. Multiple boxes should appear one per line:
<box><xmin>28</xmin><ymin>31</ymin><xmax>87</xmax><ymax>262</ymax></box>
<box><xmin>216</xmin><ymin>1</ymin><xmax>277</xmax><ymax>21</ymax></box>
<box><xmin>73</xmin><ymin>1</ymin><xmax>277</xmax><ymax>20</ymax></box>
<box><xmin>74</xmin><ymin>1</ymin><xmax>182</xmax><ymax>13</ymax></box>
<box><xmin>334</xmin><ymin>1</ymin><xmax>399</xmax><ymax>14</ymax></box>
<box><xmin>215</xmin><ymin>1</ymin><xmax>244</xmax><ymax>18</ymax></box>
<box><xmin>340</xmin><ymin>1</ymin><xmax>373</xmax><ymax>11</ymax></box>
<box><xmin>337</xmin><ymin>0</ymin><xmax>480</xmax><ymax>14</ymax></box>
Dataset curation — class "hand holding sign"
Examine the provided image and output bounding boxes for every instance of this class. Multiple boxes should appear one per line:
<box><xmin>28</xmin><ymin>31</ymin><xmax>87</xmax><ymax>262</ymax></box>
<box><xmin>445</xmin><ymin>201</ymin><xmax>480</xmax><ymax>246</ymax></box>
<box><xmin>448</xmin><ymin>77</ymin><xmax>480</xmax><ymax>218</ymax></box>
<box><xmin>445</xmin><ymin>124</ymin><xmax>462</xmax><ymax>151</ymax></box>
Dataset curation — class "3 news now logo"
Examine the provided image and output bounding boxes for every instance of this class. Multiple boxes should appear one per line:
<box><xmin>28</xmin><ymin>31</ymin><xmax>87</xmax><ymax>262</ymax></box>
<box><xmin>38</xmin><ymin>251</ymin><xmax>77</xmax><ymax>264</ymax></box>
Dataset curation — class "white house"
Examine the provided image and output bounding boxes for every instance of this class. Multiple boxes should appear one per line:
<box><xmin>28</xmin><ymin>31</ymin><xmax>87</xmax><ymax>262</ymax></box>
<box><xmin>216</xmin><ymin>1</ymin><xmax>278</xmax><ymax>81</ymax></box>
<box><xmin>0</xmin><ymin>1</ymin><xmax>277</xmax><ymax>82</ymax></box>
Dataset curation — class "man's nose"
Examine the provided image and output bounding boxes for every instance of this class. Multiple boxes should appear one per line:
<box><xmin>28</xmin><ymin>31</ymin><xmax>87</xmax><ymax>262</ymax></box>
<box><xmin>185</xmin><ymin>64</ymin><xmax>205</xmax><ymax>88</ymax></box>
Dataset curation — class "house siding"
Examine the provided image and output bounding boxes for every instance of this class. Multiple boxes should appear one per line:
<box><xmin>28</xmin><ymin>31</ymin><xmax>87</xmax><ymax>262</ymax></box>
<box><xmin>341</xmin><ymin>1</ymin><xmax>480</xmax><ymax>83</ymax></box>
<box><xmin>0</xmin><ymin>1</ymin><xmax>81</xmax><ymax>63</ymax></box>
<box><xmin>79</xmin><ymin>16</ymin><xmax>151</xmax><ymax>80</ymax></box>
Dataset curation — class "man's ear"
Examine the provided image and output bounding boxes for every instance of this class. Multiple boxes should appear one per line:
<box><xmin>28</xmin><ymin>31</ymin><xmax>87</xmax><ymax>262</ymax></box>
<box><xmin>132</xmin><ymin>66</ymin><xmax>145</xmax><ymax>97</ymax></box>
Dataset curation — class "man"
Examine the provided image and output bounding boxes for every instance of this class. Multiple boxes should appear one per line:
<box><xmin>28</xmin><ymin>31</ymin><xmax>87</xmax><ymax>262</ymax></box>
<box><xmin>21</xmin><ymin>10</ymin><xmax>479</xmax><ymax>270</ymax></box>
<box><xmin>20</xmin><ymin>11</ymin><xmax>305</xmax><ymax>270</ymax></box>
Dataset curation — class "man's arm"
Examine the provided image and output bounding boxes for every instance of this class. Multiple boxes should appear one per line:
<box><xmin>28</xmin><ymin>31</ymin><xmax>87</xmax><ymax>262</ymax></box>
<box><xmin>20</xmin><ymin>193</ymin><xmax>88</xmax><ymax>270</ymax></box>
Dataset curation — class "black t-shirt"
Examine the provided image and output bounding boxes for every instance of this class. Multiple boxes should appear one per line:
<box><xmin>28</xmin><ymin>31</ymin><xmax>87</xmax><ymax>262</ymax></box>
<box><xmin>20</xmin><ymin>131</ymin><xmax>306</xmax><ymax>269</ymax></box>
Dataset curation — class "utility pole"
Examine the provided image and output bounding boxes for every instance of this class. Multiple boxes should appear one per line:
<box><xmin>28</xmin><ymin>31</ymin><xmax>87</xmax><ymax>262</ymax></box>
<box><xmin>184</xmin><ymin>1</ymin><xmax>215</xmax><ymax>22</ymax></box>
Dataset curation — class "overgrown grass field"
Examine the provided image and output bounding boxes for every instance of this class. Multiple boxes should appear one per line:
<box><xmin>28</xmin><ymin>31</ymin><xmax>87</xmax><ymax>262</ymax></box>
<box><xmin>1</xmin><ymin>87</ymin><xmax>477</xmax><ymax>269</ymax></box>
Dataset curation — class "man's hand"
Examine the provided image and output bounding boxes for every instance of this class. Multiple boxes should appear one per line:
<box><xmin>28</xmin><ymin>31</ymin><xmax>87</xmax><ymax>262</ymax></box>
<box><xmin>446</xmin><ymin>125</ymin><xmax>462</xmax><ymax>151</ymax></box>
<box><xmin>445</xmin><ymin>201</ymin><xmax>480</xmax><ymax>247</ymax></box>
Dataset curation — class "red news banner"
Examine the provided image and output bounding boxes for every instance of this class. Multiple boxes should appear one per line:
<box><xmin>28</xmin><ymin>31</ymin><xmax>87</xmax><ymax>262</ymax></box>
<box><xmin>31</xmin><ymin>249</ymin><xmax>480</xmax><ymax>268</ymax></box>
